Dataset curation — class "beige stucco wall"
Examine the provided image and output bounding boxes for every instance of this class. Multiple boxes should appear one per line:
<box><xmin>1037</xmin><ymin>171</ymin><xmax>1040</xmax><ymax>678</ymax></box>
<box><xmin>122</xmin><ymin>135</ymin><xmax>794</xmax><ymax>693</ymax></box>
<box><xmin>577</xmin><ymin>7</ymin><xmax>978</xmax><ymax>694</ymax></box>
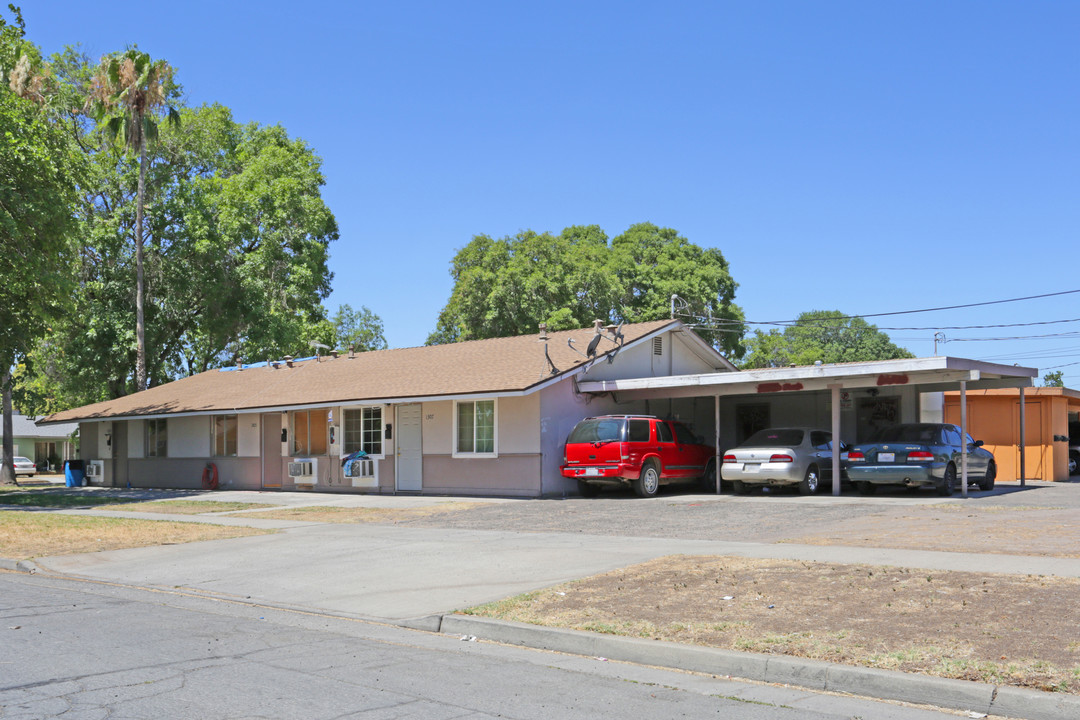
<box><xmin>128</xmin><ymin>457</ymin><xmax>262</xmax><ymax>490</ymax></box>
<box><xmin>420</xmin><ymin>400</ymin><xmax>452</xmax><ymax>455</ymax></box>
<box><xmin>96</xmin><ymin>421</ymin><xmax>110</xmax><ymax>458</ymax></box>
<box><xmin>421</xmin><ymin>454</ymin><xmax>542</xmax><ymax>496</ymax></box>
<box><xmin>170</xmin><ymin>416</ymin><xmax>210</xmax><ymax>457</ymax></box>
<box><xmin>497</xmin><ymin>394</ymin><xmax>540</xmax><ymax>454</ymax></box>
<box><xmin>237</xmin><ymin>413</ymin><xmax>260</xmax><ymax>457</ymax></box>
<box><xmin>127</xmin><ymin>420</ymin><xmax>144</xmax><ymax>458</ymax></box>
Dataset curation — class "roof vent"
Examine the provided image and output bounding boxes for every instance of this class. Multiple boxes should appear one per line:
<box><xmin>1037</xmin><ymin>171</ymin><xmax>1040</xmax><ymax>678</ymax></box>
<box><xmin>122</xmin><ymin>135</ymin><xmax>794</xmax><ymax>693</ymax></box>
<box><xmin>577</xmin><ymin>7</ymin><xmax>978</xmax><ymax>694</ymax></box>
<box><xmin>349</xmin><ymin>344</ymin><xmax>355</xmax><ymax>359</ymax></box>
<box><xmin>284</xmin><ymin>355</ymin><xmax>294</xmax><ymax>368</ymax></box>
<box><xmin>331</xmin><ymin>349</ymin><xmax>339</xmax><ymax>359</ymax></box>
<box><xmin>652</xmin><ymin>337</ymin><xmax>663</xmax><ymax>356</ymax></box>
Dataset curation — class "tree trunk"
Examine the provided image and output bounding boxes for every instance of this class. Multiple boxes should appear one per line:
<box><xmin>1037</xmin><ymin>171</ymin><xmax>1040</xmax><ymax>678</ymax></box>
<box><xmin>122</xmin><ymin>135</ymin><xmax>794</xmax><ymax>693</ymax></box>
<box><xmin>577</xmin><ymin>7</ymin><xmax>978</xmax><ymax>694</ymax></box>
<box><xmin>135</xmin><ymin>128</ymin><xmax>148</xmax><ymax>392</ymax></box>
<box><xmin>1</xmin><ymin>371</ymin><xmax>18</xmax><ymax>486</ymax></box>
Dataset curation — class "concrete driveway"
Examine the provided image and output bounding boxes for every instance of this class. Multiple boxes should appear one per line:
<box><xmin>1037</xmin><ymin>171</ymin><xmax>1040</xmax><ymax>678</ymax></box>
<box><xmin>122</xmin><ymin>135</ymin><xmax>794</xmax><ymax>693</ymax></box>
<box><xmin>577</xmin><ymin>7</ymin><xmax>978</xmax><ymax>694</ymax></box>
<box><xmin>27</xmin><ymin>482</ymin><xmax>1080</xmax><ymax>622</ymax></box>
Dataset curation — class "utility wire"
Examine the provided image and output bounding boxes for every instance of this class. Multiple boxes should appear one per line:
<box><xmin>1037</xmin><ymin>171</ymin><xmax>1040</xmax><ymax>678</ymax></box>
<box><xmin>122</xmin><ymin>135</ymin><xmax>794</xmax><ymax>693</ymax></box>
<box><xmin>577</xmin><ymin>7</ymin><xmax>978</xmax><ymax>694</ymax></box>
<box><xmin>757</xmin><ymin>288</ymin><xmax>1080</xmax><ymax>324</ymax></box>
<box><xmin>676</xmin><ymin>313</ymin><xmax>1080</xmax><ymax>333</ymax></box>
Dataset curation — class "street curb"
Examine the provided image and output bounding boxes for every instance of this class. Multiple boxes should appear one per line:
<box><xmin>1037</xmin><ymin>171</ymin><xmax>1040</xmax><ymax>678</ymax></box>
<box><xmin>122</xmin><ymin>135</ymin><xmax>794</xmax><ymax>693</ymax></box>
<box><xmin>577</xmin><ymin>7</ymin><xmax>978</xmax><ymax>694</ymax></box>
<box><xmin>438</xmin><ymin>615</ymin><xmax>1080</xmax><ymax>720</ymax></box>
<box><xmin>0</xmin><ymin>557</ymin><xmax>38</xmax><ymax>574</ymax></box>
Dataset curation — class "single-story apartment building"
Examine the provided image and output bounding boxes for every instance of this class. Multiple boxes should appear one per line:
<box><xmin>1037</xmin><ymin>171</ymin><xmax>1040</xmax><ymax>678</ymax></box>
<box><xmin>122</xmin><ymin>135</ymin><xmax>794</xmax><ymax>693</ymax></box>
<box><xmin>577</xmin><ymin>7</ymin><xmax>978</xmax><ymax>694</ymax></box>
<box><xmin>42</xmin><ymin>320</ymin><xmax>733</xmax><ymax>496</ymax></box>
<box><xmin>41</xmin><ymin>320</ymin><xmax>1039</xmax><ymax>496</ymax></box>
<box><xmin>2</xmin><ymin>413</ymin><xmax>78</xmax><ymax>471</ymax></box>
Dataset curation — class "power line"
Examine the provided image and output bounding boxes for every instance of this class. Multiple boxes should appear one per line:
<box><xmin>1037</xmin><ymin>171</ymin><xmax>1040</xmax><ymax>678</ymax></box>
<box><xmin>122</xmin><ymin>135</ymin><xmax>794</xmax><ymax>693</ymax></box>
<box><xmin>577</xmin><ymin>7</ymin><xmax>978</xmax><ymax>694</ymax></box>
<box><xmin>679</xmin><ymin>314</ymin><xmax>1080</xmax><ymax>333</ymax></box>
<box><xmin>758</xmin><ymin>288</ymin><xmax>1080</xmax><ymax>324</ymax></box>
<box><xmin>946</xmin><ymin>332</ymin><xmax>1080</xmax><ymax>342</ymax></box>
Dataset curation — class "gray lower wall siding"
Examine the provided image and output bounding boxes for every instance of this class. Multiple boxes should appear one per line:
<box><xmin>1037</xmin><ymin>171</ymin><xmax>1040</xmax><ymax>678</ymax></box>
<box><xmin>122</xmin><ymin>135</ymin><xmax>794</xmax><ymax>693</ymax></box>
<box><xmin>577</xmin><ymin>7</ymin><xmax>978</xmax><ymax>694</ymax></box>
<box><xmin>127</xmin><ymin>458</ymin><xmax>262</xmax><ymax>490</ymax></box>
<box><xmin>421</xmin><ymin>454</ymin><xmax>542</xmax><ymax>497</ymax></box>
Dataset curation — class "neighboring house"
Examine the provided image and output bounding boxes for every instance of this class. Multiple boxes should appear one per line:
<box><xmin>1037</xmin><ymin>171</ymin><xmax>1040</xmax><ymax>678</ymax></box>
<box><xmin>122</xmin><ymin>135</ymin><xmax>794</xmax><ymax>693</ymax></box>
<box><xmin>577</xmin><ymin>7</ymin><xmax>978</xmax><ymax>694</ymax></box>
<box><xmin>2</xmin><ymin>413</ymin><xmax>79</xmax><ymax>471</ymax></box>
<box><xmin>943</xmin><ymin>386</ymin><xmax>1080</xmax><ymax>482</ymax></box>
<box><xmin>40</xmin><ymin>320</ymin><xmax>734</xmax><ymax>496</ymax></box>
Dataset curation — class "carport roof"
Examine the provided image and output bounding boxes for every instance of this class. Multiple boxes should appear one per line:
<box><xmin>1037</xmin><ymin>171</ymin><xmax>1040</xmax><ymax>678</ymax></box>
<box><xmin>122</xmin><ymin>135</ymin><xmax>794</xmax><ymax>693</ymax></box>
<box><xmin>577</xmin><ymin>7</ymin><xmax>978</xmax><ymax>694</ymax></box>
<box><xmin>576</xmin><ymin>356</ymin><xmax>1038</xmax><ymax>399</ymax></box>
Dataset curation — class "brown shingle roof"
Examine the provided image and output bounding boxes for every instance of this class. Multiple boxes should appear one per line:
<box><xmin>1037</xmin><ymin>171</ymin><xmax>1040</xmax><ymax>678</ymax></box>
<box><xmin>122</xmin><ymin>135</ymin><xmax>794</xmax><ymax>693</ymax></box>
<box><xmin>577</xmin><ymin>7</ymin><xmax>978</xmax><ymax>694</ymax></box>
<box><xmin>42</xmin><ymin>319</ymin><xmax>684</xmax><ymax>423</ymax></box>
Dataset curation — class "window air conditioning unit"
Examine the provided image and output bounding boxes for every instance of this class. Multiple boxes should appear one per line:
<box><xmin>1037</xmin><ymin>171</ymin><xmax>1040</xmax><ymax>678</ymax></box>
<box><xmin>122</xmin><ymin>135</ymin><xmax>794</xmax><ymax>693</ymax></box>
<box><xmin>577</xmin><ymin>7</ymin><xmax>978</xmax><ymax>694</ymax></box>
<box><xmin>343</xmin><ymin>456</ymin><xmax>378</xmax><ymax>488</ymax></box>
<box><xmin>86</xmin><ymin>460</ymin><xmax>104</xmax><ymax>481</ymax></box>
<box><xmin>288</xmin><ymin>458</ymin><xmax>317</xmax><ymax>483</ymax></box>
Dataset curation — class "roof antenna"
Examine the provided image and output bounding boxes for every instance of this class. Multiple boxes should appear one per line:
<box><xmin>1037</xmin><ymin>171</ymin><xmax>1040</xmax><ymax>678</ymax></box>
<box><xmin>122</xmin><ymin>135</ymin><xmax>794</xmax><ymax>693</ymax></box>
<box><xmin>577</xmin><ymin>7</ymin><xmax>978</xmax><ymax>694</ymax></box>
<box><xmin>308</xmin><ymin>340</ymin><xmax>330</xmax><ymax>361</ymax></box>
<box><xmin>539</xmin><ymin>323</ymin><xmax>558</xmax><ymax>375</ymax></box>
<box><xmin>605</xmin><ymin>322</ymin><xmax>625</xmax><ymax>364</ymax></box>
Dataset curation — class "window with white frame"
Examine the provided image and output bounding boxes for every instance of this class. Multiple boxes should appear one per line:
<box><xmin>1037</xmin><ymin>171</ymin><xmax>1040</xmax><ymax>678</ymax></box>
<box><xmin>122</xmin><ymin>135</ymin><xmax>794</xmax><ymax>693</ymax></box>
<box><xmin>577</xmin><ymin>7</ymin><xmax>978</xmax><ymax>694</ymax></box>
<box><xmin>454</xmin><ymin>399</ymin><xmax>496</xmax><ymax>456</ymax></box>
<box><xmin>213</xmin><ymin>415</ymin><xmax>238</xmax><ymax>457</ymax></box>
<box><xmin>343</xmin><ymin>407</ymin><xmax>383</xmax><ymax>456</ymax></box>
<box><xmin>146</xmin><ymin>419</ymin><xmax>167</xmax><ymax>457</ymax></box>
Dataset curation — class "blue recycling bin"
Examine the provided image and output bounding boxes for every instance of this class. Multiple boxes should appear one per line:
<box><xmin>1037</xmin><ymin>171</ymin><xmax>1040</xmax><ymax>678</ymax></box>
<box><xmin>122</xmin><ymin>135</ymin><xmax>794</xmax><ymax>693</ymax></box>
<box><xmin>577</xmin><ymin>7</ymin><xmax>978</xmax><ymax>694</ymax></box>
<box><xmin>64</xmin><ymin>459</ymin><xmax>85</xmax><ymax>487</ymax></box>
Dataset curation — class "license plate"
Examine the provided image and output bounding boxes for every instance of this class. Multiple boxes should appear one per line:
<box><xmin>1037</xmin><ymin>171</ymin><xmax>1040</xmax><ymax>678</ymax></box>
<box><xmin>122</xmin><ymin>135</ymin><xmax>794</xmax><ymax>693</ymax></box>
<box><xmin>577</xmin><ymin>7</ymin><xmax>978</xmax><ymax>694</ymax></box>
<box><xmin>743</xmin><ymin>464</ymin><xmax>760</xmax><ymax>473</ymax></box>
<box><xmin>584</xmin><ymin>468</ymin><xmax>599</xmax><ymax>476</ymax></box>
<box><xmin>878</xmin><ymin>452</ymin><xmax>895</xmax><ymax>462</ymax></box>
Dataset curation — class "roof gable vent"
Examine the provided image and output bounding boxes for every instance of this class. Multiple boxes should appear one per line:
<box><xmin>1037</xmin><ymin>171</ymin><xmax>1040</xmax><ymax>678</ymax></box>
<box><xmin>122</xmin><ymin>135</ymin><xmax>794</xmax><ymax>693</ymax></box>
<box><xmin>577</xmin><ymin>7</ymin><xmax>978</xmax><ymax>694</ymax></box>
<box><xmin>652</xmin><ymin>337</ymin><xmax>663</xmax><ymax>356</ymax></box>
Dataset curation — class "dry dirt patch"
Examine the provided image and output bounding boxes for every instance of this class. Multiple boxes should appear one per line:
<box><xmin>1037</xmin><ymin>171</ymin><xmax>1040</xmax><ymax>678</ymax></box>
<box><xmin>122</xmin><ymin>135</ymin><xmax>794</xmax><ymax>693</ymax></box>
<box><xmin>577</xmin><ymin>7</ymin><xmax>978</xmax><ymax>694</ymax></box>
<box><xmin>463</xmin><ymin>554</ymin><xmax>1080</xmax><ymax>693</ymax></box>
<box><xmin>783</xmin><ymin>505</ymin><xmax>1080</xmax><ymax>558</ymax></box>
<box><xmin>241</xmin><ymin>501</ymin><xmax>488</xmax><ymax>523</ymax></box>
<box><xmin>0</xmin><ymin>511</ymin><xmax>271</xmax><ymax>560</ymax></box>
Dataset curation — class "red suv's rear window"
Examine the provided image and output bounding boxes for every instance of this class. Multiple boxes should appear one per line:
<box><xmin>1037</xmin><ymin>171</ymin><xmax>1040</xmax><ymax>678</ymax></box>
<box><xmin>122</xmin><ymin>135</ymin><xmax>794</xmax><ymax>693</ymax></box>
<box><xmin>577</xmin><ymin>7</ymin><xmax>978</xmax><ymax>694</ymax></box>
<box><xmin>568</xmin><ymin>418</ymin><xmax>626</xmax><ymax>443</ymax></box>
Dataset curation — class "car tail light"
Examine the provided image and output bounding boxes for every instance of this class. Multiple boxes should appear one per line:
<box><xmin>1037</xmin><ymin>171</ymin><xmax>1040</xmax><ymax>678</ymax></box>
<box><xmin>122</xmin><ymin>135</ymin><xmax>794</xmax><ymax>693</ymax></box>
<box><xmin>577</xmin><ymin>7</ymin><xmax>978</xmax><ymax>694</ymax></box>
<box><xmin>723</xmin><ymin>454</ymin><xmax>737</xmax><ymax>463</ymax></box>
<box><xmin>847</xmin><ymin>450</ymin><xmax>865</xmax><ymax>461</ymax></box>
<box><xmin>769</xmin><ymin>454</ymin><xmax>794</xmax><ymax>463</ymax></box>
<box><xmin>907</xmin><ymin>450</ymin><xmax>934</xmax><ymax>461</ymax></box>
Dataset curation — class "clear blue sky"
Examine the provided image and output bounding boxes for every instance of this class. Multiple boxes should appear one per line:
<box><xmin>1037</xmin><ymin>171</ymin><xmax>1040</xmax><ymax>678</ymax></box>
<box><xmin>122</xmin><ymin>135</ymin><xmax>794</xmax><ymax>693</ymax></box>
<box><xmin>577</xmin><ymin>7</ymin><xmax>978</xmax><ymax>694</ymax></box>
<box><xmin>28</xmin><ymin>1</ymin><xmax>1080</xmax><ymax>384</ymax></box>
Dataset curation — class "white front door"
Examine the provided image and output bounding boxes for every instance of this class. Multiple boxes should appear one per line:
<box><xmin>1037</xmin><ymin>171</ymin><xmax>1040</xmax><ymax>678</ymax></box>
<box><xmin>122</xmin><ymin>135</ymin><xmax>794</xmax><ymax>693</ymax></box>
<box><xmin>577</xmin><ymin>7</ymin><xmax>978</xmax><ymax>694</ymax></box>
<box><xmin>396</xmin><ymin>404</ymin><xmax>423</xmax><ymax>491</ymax></box>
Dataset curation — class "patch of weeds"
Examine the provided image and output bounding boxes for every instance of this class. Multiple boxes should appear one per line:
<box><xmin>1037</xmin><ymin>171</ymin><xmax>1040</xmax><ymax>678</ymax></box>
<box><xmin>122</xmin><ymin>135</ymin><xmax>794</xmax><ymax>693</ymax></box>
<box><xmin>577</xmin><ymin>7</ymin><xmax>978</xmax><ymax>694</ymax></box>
<box><xmin>458</xmin><ymin>591</ymin><xmax>541</xmax><ymax>616</ymax></box>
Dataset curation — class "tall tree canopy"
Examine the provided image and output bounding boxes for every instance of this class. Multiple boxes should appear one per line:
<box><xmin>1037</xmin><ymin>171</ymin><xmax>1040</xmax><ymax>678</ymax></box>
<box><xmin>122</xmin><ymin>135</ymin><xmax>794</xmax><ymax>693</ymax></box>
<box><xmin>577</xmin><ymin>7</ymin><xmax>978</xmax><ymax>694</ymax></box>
<box><xmin>740</xmin><ymin>310</ymin><xmax>914</xmax><ymax>369</ymax></box>
<box><xmin>428</xmin><ymin>223</ymin><xmax>746</xmax><ymax>359</ymax></box>
<box><xmin>332</xmin><ymin>304</ymin><xmax>387</xmax><ymax>353</ymax></box>
<box><xmin>17</xmin><ymin>47</ymin><xmax>344</xmax><ymax>412</ymax></box>
<box><xmin>0</xmin><ymin>10</ymin><xmax>81</xmax><ymax>482</ymax></box>
<box><xmin>86</xmin><ymin>48</ymin><xmax>180</xmax><ymax>392</ymax></box>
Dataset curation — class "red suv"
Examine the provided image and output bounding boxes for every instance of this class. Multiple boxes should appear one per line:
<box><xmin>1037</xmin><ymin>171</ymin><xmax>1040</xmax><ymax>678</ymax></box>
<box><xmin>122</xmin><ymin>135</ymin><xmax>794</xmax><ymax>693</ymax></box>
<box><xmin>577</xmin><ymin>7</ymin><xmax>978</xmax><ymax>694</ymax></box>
<box><xmin>561</xmin><ymin>415</ymin><xmax>716</xmax><ymax>497</ymax></box>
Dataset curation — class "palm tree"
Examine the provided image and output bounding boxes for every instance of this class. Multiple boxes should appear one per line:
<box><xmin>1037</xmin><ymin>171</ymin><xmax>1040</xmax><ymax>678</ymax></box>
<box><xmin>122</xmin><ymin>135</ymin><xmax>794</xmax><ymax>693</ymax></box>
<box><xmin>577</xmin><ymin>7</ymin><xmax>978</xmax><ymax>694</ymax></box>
<box><xmin>86</xmin><ymin>48</ymin><xmax>179</xmax><ymax>392</ymax></box>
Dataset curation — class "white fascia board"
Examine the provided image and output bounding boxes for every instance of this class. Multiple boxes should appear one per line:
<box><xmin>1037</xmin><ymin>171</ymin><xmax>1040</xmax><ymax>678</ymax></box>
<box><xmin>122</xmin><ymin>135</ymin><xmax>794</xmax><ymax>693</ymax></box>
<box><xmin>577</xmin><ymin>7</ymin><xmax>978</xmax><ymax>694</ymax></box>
<box><xmin>578</xmin><ymin>357</ymin><xmax>1037</xmax><ymax>395</ymax></box>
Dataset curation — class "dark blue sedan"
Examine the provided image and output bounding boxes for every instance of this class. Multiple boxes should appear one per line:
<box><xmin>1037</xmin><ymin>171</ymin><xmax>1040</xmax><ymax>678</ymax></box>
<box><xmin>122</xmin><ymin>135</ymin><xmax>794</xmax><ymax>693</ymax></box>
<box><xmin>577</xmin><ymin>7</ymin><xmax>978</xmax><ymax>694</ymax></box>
<box><xmin>846</xmin><ymin>423</ymin><xmax>996</xmax><ymax>495</ymax></box>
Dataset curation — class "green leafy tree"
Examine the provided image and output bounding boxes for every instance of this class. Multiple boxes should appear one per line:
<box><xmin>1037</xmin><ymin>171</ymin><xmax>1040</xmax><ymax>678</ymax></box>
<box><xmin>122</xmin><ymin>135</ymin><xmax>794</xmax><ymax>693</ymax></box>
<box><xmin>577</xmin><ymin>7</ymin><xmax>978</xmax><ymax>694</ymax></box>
<box><xmin>85</xmin><ymin>48</ymin><xmax>180</xmax><ymax>392</ymax></box>
<box><xmin>428</xmin><ymin>223</ymin><xmax>745</xmax><ymax>358</ymax></box>
<box><xmin>332</xmin><ymin>304</ymin><xmax>387</xmax><ymax>353</ymax></box>
<box><xmin>611</xmin><ymin>223</ymin><xmax>743</xmax><ymax>353</ymax></box>
<box><xmin>741</xmin><ymin>310</ymin><xmax>914</xmax><ymax>369</ymax></box>
<box><xmin>19</xmin><ymin>84</ymin><xmax>339</xmax><ymax>411</ymax></box>
<box><xmin>1042</xmin><ymin>370</ymin><xmax>1065</xmax><ymax>388</ymax></box>
<box><xmin>0</xmin><ymin>11</ymin><xmax>81</xmax><ymax>484</ymax></box>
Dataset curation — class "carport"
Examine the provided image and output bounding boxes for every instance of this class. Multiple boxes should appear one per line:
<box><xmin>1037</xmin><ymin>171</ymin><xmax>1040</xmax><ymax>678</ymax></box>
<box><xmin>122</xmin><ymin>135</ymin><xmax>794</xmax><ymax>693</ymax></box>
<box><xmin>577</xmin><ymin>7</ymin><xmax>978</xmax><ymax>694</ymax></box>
<box><xmin>577</xmin><ymin>357</ymin><xmax>1038</xmax><ymax>497</ymax></box>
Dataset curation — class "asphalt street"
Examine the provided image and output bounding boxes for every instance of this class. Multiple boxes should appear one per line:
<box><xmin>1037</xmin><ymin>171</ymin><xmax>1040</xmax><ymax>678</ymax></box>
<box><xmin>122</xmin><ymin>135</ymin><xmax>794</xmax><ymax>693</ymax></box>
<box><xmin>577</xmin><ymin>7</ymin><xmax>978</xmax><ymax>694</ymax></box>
<box><xmin>1</xmin><ymin>572</ymin><xmax>970</xmax><ymax>720</ymax></box>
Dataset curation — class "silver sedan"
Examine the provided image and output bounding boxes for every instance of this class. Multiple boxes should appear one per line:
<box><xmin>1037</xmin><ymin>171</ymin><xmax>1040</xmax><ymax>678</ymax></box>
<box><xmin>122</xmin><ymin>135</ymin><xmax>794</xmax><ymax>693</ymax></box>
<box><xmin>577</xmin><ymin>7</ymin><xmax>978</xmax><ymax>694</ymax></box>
<box><xmin>721</xmin><ymin>428</ymin><xmax>843</xmax><ymax>495</ymax></box>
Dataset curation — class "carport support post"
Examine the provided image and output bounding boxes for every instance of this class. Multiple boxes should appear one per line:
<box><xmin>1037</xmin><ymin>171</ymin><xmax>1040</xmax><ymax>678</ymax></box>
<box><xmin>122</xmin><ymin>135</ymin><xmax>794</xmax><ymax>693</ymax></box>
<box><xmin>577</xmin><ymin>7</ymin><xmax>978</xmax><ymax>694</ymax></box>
<box><xmin>960</xmin><ymin>380</ymin><xmax>968</xmax><ymax>497</ymax></box>
<box><xmin>714</xmin><ymin>394</ymin><xmax>721</xmax><ymax>494</ymax></box>
<box><xmin>1019</xmin><ymin>386</ymin><xmax>1026</xmax><ymax>486</ymax></box>
<box><xmin>829</xmin><ymin>383</ymin><xmax>841</xmax><ymax>496</ymax></box>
